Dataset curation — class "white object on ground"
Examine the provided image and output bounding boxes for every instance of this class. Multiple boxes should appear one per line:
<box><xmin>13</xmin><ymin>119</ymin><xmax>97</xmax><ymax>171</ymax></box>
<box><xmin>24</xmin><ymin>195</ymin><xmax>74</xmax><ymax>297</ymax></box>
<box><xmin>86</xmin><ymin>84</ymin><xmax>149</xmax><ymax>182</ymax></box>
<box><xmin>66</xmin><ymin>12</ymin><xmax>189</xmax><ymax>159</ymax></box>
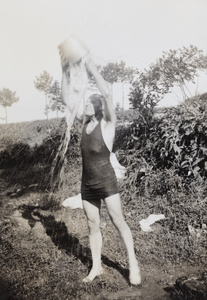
<box><xmin>139</xmin><ymin>214</ymin><xmax>165</xmax><ymax>232</ymax></box>
<box><xmin>62</xmin><ymin>193</ymin><xmax>83</xmax><ymax>209</ymax></box>
<box><xmin>110</xmin><ymin>153</ymin><xmax>126</xmax><ymax>180</ymax></box>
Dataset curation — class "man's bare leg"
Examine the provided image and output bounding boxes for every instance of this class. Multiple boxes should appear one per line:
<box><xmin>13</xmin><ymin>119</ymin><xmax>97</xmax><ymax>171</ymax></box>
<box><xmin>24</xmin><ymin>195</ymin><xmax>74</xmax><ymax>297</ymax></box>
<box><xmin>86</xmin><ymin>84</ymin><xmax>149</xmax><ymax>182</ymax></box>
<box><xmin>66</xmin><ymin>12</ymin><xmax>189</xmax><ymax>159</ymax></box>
<box><xmin>104</xmin><ymin>194</ymin><xmax>141</xmax><ymax>285</ymax></box>
<box><xmin>82</xmin><ymin>199</ymin><xmax>103</xmax><ymax>282</ymax></box>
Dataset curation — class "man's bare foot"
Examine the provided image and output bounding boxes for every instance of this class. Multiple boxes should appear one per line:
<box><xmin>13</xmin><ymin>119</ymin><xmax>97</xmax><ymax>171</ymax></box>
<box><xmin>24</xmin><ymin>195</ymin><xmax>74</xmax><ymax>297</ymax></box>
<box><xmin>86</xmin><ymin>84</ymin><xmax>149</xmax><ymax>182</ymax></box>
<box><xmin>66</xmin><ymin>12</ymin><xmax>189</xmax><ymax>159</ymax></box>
<box><xmin>129</xmin><ymin>264</ymin><xmax>141</xmax><ymax>285</ymax></box>
<box><xmin>82</xmin><ymin>268</ymin><xmax>103</xmax><ymax>283</ymax></box>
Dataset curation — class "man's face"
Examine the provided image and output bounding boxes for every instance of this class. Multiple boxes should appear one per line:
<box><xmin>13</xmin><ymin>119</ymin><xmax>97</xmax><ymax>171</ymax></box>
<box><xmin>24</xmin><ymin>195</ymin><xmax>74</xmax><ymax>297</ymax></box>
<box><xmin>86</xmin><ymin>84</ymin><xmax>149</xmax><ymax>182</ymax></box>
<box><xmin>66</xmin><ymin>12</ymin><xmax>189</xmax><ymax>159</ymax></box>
<box><xmin>84</xmin><ymin>98</ymin><xmax>95</xmax><ymax>117</ymax></box>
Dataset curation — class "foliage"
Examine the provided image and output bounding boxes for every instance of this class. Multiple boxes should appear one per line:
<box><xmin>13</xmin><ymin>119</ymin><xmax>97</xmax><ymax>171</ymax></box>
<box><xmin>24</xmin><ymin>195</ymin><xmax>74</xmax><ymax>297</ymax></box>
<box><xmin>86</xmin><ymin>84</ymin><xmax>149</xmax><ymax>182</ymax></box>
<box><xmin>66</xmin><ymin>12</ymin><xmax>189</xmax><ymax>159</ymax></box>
<box><xmin>115</xmin><ymin>109</ymin><xmax>138</xmax><ymax>125</ymax></box>
<box><xmin>118</xmin><ymin>93</ymin><xmax>207</xmax><ymax>200</ymax></box>
<box><xmin>47</xmin><ymin>80</ymin><xmax>65</xmax><ymax>116</ymax></box>
<box><xmin>151</xmin><ymin>94</ymin><xmax>207</xmax><ymax>177</ymax></box>
<box><xmin>88</xmin><ymin>61</ymin><xmax>135</xmax><ymax>97</ymax></box>
<box><xmin>34</xmin><ymin>70</ymin><xmax>53</xmax><ymax>119</ymax></box>
<box><xmin>0</xmin><ymin>88</ymin><xmax>19</xmax><ymax>123</ymax></box>
<box><xmin>99</xmin><ymin>61</ymin><xmax>135</xmax><ymax>109</ymax></box>
<box><xmin>129</xmin><ymin>66</ymin><xmax>169</xmax><ymax>123</ymax></box>
<box><xmin>100</xmin><ymin>61</ymin><xmax>134</xmax><ymax>84</ymax></box>
<box><xmin>0</xmin><ymin>88</ymin><xmax>19</xmax><ymax>107</ymax></box>
<box><xmin>0</xmin><ymin>143</ymin><xmax>32</xmax><ymax>168</ymax></box>
<box><xmin>157</xmin><ymin>45</ymin><xmax>207</xmax><ymax>100</ymax></box>
<box><xmin>129</xmin><ymin>45</ymin><xmax>207</xmax><ymax>121</ymax></box>
<box><xmin>34</xmin><ymin>70</ymin><xmax>53</xmax><ymax>95</ymax></box>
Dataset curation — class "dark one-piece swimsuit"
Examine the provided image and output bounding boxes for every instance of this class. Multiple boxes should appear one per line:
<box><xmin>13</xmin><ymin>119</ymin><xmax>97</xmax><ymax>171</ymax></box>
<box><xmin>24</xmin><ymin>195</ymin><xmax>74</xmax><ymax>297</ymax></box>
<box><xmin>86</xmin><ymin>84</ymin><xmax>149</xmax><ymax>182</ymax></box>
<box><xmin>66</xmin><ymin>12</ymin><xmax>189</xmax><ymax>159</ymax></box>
<box><xmin>81</xmin><ymin>121</ymin><xmax>118</xmax><ymax>201</ymax></box>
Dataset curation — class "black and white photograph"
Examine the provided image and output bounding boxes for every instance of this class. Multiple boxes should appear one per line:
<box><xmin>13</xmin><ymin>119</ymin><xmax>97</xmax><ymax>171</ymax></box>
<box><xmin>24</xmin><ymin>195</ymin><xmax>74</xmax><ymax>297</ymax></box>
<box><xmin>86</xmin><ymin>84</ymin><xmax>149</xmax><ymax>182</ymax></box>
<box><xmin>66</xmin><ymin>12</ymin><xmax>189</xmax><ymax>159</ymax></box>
<box><xmin>0</xmin><ymin>0</ymin><xmax>207</xmax><ymax>299</ymax></box>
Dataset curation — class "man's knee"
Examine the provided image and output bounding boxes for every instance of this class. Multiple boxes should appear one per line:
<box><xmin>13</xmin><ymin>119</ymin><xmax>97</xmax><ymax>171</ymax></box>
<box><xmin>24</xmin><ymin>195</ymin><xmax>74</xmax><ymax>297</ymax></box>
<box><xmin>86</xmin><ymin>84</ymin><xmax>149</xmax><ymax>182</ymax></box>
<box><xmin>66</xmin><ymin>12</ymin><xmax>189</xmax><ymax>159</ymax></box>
<box><xmin>109</xmin><ymin>211</ymin><xmax>125</xmax><ymax>230</ymax></box>
<box><xmin>88</xmin><ymin>218</ymin><xmax>100</xmax><ymax>234</ymax></box>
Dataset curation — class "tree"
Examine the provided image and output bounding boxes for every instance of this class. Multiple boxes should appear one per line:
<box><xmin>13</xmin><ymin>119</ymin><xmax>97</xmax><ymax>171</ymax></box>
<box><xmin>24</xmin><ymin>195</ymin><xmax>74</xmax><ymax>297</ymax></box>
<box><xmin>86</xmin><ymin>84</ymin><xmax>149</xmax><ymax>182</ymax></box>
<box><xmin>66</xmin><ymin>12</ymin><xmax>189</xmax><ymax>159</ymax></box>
<box><xmin>48</xmin><ymin>80</ymin><xmax>65</xmax><ymax>117</ymax></box>
<box><xmin>115</xmin><ymin>61</ymin><xmax>134</xmax><ymax>109</ymax></box>
<box><xmin>100</xmin><ymin>61</ymin><xmax>134</xmax><ymax>108</ymax></box>
<box><xmin>157</xmin><ymin>45</ymin><xmax>207</xmax><ymax>101</ymax></box>
<box><xmin>0</xmin><ymin>88</ymin><xmax>19</xmax><ymax>123</ymax></box>
<box><xmin>129</xmin><ymin>45</ymin><xmax>207</xmax><ymax>120</ymax></box>
<box><xmin>34</xmin><ymin>71</ymin><xmax>53</xmax><ymax>119</ymax></box>
<box><xmin>129</xmin><ymin>65</ymin><xmax>170</xmax><ymax>124</ymax></box>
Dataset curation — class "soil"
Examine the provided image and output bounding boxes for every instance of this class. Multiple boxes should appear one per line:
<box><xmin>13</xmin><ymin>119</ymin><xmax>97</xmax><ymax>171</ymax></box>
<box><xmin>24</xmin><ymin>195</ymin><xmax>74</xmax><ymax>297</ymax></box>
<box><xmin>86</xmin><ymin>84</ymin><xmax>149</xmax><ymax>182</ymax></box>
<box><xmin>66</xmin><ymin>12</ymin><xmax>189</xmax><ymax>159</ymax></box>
<box><xmin>0</xmin><ymin>174</ymin><xmax>206</xmax><ymax>300</ymax></box>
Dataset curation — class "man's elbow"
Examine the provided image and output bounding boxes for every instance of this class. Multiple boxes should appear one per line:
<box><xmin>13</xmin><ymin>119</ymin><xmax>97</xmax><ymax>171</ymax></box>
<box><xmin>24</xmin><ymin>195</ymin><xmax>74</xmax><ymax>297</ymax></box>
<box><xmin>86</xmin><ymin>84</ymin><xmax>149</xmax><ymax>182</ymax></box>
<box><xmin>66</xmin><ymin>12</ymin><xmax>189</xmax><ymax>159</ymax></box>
<box><xmin>103</xmin><ymin>88</ymin><xmax>112</xmax><ymax>103</ymax></box>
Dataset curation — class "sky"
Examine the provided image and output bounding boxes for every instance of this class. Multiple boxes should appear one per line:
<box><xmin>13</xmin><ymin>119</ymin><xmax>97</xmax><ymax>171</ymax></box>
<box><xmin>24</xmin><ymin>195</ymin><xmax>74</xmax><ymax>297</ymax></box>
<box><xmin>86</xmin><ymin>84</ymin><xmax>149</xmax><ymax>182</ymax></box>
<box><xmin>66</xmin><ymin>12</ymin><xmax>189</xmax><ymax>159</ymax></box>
<box><xmin>0</xmin><ymin>0</ymin><xmax>207</xmax><ymax>123</ymax></box>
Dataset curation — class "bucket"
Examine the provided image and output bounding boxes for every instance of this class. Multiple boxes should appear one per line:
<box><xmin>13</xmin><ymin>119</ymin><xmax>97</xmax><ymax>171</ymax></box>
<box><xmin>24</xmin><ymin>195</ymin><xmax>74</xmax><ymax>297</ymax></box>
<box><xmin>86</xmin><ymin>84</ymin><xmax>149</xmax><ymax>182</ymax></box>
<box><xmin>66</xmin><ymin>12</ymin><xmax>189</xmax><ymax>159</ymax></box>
<box><xmin>58</xmin><ymin>35</ymin><xmax>89</xmax><ymax>65</ymax></box>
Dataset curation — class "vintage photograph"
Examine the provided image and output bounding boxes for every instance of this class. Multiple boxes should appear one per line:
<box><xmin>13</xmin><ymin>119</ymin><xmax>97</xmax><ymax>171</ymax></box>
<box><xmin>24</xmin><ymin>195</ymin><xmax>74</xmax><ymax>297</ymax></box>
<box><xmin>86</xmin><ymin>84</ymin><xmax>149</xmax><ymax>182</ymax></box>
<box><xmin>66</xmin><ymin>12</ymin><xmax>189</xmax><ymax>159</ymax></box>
<box><xmin>0</xmin><ymin>0</ymin><xmax>207</xmax><ymax>299</ymax></box>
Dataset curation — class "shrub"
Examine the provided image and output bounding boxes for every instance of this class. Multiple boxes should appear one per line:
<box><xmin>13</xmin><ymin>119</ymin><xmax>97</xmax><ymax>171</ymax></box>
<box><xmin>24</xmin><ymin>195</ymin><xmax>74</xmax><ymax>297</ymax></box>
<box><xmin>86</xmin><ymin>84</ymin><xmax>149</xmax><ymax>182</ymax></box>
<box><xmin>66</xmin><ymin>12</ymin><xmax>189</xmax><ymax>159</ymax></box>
<box><xmin>120</xmin><ymin>93</ymin><xmax>207</xmax><ymax>178</ymax></box>
<box><xmin>151</xmin><ymin>94</ymin><xmax>207</xmax><ymax>178</ymax></box>
<box><xmin>115</xmin><ymin>93</ymin><xmax>207</xmax><ymax>205</ymax></box>
<box><xmin>0</xmin><ymin>143</ymin><xmax>33</xmax><ymax>168</ymax></box>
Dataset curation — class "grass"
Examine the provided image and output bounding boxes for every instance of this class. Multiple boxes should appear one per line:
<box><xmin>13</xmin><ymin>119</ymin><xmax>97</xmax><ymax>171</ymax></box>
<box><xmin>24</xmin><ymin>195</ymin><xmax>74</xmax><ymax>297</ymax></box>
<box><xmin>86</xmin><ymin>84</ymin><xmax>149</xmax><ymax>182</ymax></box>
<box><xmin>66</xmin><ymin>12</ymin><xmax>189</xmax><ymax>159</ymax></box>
<box><xmin>0</xmin><ymin>118</ymin><xmax>207</xmax><ymax>299</ymax></box>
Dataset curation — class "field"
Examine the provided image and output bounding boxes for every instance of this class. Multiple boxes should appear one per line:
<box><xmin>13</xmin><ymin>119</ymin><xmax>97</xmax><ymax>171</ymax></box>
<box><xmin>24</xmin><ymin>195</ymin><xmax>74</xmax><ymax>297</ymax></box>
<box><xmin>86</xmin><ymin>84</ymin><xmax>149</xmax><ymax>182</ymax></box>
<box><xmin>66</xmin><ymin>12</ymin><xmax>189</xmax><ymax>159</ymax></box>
<box><xmin>0</xmin><ymin>117</ymin><xmax>206</xmax><ymax>300</ymax></box>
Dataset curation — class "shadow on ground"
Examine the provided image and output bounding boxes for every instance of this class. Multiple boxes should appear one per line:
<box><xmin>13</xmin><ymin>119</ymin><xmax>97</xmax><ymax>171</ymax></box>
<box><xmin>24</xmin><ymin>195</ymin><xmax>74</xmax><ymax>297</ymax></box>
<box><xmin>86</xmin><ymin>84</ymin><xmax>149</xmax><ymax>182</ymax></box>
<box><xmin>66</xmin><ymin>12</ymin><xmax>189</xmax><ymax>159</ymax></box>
<box><xmin>19</xmin><ymin>204</ymin><xmax>129</xmax><ymax>284</ymax></box>
<box><xmin>1</xmin><ymin>164</ymin><xmax>51</xmax><ymax>194</ymax></box>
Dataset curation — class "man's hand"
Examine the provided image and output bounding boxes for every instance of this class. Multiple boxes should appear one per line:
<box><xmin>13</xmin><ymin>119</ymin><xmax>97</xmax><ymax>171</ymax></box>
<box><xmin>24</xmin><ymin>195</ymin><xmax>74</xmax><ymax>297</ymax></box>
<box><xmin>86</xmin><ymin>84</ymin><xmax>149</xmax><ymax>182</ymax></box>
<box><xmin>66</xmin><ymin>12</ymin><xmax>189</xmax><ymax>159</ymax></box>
<box><xmin>59</xmin><ymin>50</ymin><xmax>69</xmax><ymax>69</ymax></box>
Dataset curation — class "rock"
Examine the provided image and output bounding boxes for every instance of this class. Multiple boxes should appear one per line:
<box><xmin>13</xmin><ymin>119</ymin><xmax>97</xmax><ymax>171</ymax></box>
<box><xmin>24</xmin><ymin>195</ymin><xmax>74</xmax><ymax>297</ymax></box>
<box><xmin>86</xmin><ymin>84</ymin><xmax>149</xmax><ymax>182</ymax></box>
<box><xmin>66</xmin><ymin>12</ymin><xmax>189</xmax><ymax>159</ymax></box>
<box><xmin>175</xmin><ymin>273</ymin><xmax>207</xmax><ymax>299</ymax></box>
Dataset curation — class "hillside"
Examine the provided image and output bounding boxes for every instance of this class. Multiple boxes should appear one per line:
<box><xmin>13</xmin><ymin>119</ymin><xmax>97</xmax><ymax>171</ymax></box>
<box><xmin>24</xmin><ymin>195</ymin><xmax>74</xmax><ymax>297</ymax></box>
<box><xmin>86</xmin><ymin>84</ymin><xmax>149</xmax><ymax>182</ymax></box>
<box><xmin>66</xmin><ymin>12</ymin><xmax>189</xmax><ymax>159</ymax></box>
<box><xmin>0</xmin><ymin>118</ymin><xmax>64</xmax><ymax>151</ymax></box>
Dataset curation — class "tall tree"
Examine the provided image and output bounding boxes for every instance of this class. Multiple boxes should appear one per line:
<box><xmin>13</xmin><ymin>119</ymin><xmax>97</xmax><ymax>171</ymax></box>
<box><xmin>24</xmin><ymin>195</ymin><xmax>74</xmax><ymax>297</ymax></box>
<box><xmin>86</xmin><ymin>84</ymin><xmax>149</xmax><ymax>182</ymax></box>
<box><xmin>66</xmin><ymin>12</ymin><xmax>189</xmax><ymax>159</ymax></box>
<box><xmin>34</xmin><ymin>70</ymin><xmax>53</xmax><ymax>119</ymax></box>
<box><xmin>0</xmin><ymin>88</ymin><xmax>19</xmax><ymax>123</ymax></box>
<box><xmin>157</xmin><ymin>45</ymin><xmax>207</xmax><ymax>101</ymax></box>
<box><xmin>129</xmin><ymin>45</ymin><xmax>207</xmax><ymax>120</ymax></box>
<box><xmin>48</xmin><ymin>80</ymin><xmax>65</xmax><ymax>117</ymax></box>
<box><xmin>100</xmin><ymin>61</ymin><xmax>134</xmax><ymax>108</ymax></box>
<box><xmin>116</xmin><ymin>61</ymin><xmax>134</xmax><ymax>109</ymax></box>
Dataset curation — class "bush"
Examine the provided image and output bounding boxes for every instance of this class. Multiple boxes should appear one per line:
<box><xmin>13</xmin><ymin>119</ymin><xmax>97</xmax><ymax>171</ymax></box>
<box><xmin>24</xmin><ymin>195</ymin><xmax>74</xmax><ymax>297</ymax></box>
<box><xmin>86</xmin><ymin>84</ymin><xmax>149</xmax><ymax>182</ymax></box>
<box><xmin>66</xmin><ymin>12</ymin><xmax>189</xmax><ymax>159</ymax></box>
<box><xmin>151</xmin><ymin>94</ymin><xmax>207</xmax><ymax>178</ymax></box>
<box><xmin>0</xmin><ymin>143</ymin><xmax>33</xmax><ymax>168</ymax></box>
<box><xmin>113</xmin><ymin>93</ymin><xmax>207</xmax><ymax>211</ymax></box>
<box><xmin>119</xmin><ymin>93</ymin><xmax>207</xmax><ymax>182</ymax></box>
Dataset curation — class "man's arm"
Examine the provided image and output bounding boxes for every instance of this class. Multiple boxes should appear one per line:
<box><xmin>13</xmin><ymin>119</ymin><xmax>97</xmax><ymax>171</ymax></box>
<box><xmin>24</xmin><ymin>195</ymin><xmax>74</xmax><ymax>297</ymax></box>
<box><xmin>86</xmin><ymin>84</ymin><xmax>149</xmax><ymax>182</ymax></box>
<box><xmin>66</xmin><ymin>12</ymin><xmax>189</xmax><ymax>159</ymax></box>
<box><xmin>86</xmin><ymin>57</ymin><xmax>116</xmax><ymax>124</ymax></box>
<box><xmin>61</xmin><ymin>68</ymin><xmax>70</xmax><ymax>106</ymax></box>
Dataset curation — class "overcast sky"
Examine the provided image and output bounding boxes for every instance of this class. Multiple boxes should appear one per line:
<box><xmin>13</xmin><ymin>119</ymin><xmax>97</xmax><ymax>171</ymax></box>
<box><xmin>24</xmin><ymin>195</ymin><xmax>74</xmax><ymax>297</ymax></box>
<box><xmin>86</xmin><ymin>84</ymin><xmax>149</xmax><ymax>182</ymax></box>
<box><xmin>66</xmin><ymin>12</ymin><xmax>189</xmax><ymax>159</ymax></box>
<box><xmin>0</xmin><ymin>0</ymin><xmax>207</xmax><ymax>123</ymax></box>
